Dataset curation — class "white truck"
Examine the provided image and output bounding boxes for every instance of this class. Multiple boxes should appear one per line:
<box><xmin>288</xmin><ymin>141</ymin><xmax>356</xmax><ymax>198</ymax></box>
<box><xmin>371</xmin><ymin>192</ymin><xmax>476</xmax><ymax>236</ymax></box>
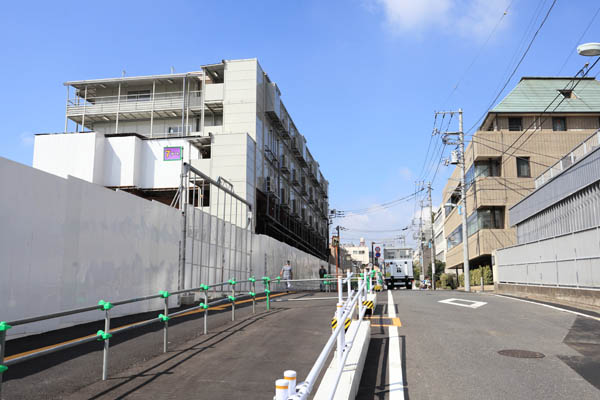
<box><xmin>383</xmin><ymin>247</ymin><xmax>414</xmax><ymax>289</ymax></box>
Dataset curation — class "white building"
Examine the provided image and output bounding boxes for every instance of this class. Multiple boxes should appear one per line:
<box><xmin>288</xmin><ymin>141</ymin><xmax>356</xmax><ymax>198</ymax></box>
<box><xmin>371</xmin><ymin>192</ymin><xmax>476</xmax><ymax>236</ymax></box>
<box><xmin>433</xmin><ymin>205</ymin><xmax>446</xmax><ymax>264</ymax></box>
<box><xmin>33</xmin><ymin>58</ymin><xmax>329</xmax><ymax>259</ymax></box>
<box><xmin>342</xmin><ymin>238</ymin><xmax>370</xmax><ymax>266</ymax></box>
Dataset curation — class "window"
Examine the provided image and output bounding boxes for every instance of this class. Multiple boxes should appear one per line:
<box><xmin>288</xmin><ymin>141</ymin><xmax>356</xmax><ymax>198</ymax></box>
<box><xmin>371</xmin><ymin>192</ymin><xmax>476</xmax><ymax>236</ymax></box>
<box><xmin>508</xmin><ymin>117</ymin><xmax>522</xmax><ymax>131</ymax></box>
<box><xmin>446</xmin><ymin>226</ymin><xmax>463</xmax><ymax>250</ymax></box>
<box><xmin>516</xmin><ymin>157</ymin><xmax>531</xmax><ymax>177</ymax></box>
<box><xmin>445</xmin><ymin>190</ymin><xmax>461</xmax><ymax>216</ymax></box>
<box><xmin>168</xmin><ymin>126</ymin><xmax>183</xmax><ymax>135</ymax></box>
<box><xmin>127</xmin><ymin>90</ymin><xmax>151</xmax><ymax>101</ymax></box>
<box><xmin>559</xmin><ymin>89</ymin><xmax>575</xmax><ymax>99</ymax></box>
<box><xmin>467</xmin><ymin>207</ymin><xmax>505</xmax><ymax>236</ymax></box>
<box><xmin>552</xmin><ymin>117</ymin><xmax>566</xmax><ymax>131</ymax></box>
<box><xmin>465</xmin><ymin>158</ymin><xmax>501</xmax><ymax>189</ymax></box>
<box><xmin>478</xmin><ymin>207</ymin><xmax>504</xmax><ymax>229</ymax></box>
<box><xmin>198</xmin><ymin>143</ymin><xmax>211</xmax><ymax>159</ymax></box>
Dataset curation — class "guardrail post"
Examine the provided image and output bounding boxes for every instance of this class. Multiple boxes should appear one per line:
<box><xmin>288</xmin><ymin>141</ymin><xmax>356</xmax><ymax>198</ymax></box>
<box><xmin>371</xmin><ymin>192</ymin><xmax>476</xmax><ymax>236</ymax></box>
<box><xmin>347</xmin><ymin>270</ymin><xmax>351</xmax><ymax>298</ymax></box>
<box><xmin>337</xmin><ymin>276</ymin><xmax>343</xmax><ymax>304</ymax></box>
<box><xmin>0</xmin><ymin>322</ymin><xmax>11</xmax><ymax>399</ymax></box>
<box><xmin>336</xmin><ymin>301</ymin><xmax>344</xmax><ymax>369</ymax></box>
<box><xmin>228</xmin><ymin>279</ymin><xmax>237</xmax><ymax>321</ymax></box>
<box><xmin>97</xmin><ymin>300</ymin><xmax>113</xmax><ymax>381</ymax></box>
<box><xmin>159</xmin><ymin>291</ymin><xmax>170</xmax><ymax>353</ymax></box>
<box><xmin>249</xmin><ymin>277</ymin><xmax>257</xmax><ymax>314</ymax></box>
<box><xmin>262</xmin><ymin>277</ymin><xmax>271</xmax><ymax>311</ymax></box>
<box><xmin>200</xmin><ymin>285</ymin><xmax>209</xmax><ymax>335</ymax></box>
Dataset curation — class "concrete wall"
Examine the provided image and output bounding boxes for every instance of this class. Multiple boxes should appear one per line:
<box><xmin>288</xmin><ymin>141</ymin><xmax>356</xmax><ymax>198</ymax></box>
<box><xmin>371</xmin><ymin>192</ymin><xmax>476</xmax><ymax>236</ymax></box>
<box><xmin>1</xmin><ymin>156</ymin><xmax>181</xmax><ymax>339</ymax></box>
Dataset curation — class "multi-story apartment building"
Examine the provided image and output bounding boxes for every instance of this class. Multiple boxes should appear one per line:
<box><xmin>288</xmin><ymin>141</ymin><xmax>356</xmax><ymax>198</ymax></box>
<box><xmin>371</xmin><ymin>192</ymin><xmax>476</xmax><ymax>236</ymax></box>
<box><xmin>442</xmin><ymin>77</ymin><xmax>600</xmax><ymax>273</ymax></box>
<box><xmin>33</xmin><ymin>58</ymin><xmax>329</xmax><ymax>259</ymax></box>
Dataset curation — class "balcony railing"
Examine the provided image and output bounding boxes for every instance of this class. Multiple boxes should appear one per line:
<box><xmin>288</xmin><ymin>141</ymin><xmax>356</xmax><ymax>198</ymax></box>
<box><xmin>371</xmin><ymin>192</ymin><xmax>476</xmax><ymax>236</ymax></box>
<box><xmin>535</xmin><ymin>129</ymin><xmax>600</xmax><ymax>189</ymax></box>
<box><xmin>67</xmin><ymin>85</ymin><xmax>224</xmax><ymax>117</ymax></box>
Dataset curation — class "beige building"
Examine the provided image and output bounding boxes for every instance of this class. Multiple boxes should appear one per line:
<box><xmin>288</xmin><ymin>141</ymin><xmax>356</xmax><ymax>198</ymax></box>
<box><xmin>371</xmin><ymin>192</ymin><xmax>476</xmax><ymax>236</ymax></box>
<box><xmin>442</xmin><ymin>77</ymin><xmax>600</xmax><ymax>273</ymax></box>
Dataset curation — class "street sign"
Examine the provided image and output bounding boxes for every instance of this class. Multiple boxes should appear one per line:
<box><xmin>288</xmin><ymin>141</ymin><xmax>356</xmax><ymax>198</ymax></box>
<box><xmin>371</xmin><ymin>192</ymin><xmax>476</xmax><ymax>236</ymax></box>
<box><xmin>375</xmin><ymin>246</ymin><xmax>381</xmax><ymax>252</ymax></box>
<box><xmin>375</xmin><ymin>252</ymin><xmax>381</xmax><ymax>258</ymax></box>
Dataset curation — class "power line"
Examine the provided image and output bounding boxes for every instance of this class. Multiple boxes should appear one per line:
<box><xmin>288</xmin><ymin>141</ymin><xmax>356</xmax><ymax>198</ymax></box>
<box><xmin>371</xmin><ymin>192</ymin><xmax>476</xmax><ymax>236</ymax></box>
<box><xmin>466</xmin><ymin>0</ymin><xmax>558</xmax><ymax>134</ymax></box>
<box><xmin>503</xmin><ymin>63</ymin><xmax>600</xmax><ymax>160</ymax></box>
<box><xmin>557</xmin><ymin>4</ymin><xmax>600</xmax><ymax>74</ymax></box>
<box><xmin>441</xmin><ymin>0</ymin><xmax>515</xmax><ymax>107</ymax></box>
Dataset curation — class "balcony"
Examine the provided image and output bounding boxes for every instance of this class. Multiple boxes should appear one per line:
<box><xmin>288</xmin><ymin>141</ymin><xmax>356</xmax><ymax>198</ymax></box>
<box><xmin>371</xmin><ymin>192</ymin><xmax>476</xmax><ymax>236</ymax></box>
<box><xmin>66</xmin><ymin>85</ymin><xmax>224</xmax><ymax>124</ymax></box>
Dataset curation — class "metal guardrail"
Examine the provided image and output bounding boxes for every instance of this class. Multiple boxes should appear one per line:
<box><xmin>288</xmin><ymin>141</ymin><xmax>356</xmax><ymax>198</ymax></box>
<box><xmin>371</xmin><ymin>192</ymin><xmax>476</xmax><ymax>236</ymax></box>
<box><xmin>274</xmin><ymin>270</ymin><xmax>377</xmax><ymax>400</ymax></box>
<box><xmin>0</xmin><ymin>275</ymin><xmax>284</xmax><ymax>397</ymax></box>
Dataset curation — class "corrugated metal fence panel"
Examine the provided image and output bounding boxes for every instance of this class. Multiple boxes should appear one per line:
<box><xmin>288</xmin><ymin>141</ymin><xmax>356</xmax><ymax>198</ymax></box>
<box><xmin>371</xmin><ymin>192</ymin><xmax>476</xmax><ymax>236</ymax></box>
<box><xmin>516</xmin><ymin>180</ymin><xmax>600</xmax><ymax>243</ymax></box>
<box><xmin>497</xmin><ymin>227</ymin><xmax>600</xmax><ymax>288</ymax></box>
<box><xmin>510</xmin><ymin>142</ymin><xmax>600</xmax><ymax>227</ymax></box>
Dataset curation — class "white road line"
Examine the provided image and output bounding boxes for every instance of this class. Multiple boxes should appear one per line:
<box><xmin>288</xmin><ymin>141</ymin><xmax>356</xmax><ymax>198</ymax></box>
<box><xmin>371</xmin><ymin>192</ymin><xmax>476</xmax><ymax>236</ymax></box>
<box><xmin>494</xmin><ymin>294</ymin><xmax>600</xmax><ymax>322</ymax></box>
<box><xmin>387</xmin><ymin>290</ymin><xmax>405</xmax><ymax>400</ymax></box>
<box><xmin>438</xmin><ymin>298</ymin><xmax>487</xmax><ymax>309</ymax></box>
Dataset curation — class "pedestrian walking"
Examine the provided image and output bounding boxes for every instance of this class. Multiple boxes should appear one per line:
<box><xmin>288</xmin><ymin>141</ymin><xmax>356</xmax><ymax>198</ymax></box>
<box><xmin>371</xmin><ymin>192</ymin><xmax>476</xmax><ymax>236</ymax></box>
<box><xmin>319</xmin><ymin>265</ymin><xmax>327</xmax><ymax>292</ymax></box>
<box><xmin>280</xmin><ymin>260</ymin><xmax>293</xmax><ymax>292</ymax></box>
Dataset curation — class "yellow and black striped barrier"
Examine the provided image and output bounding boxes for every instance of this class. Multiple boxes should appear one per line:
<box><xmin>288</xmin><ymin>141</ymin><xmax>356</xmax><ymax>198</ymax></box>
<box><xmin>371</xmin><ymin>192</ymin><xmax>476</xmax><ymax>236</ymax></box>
<box><xmin>362</xmin><ymin>300</ymin><xmax>374</xmax><ymax>315</ymax></box>
<box><xmin>331</xmin><ymin>316</ymin><xmax>351</xmax><ymax>332</ymax></box>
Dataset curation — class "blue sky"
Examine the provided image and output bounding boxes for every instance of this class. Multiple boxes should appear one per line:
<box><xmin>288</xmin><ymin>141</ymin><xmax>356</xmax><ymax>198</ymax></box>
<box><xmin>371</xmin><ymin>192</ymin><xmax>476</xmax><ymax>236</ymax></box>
<box><xmin>1</xmin><ymin>0</ymin><xmax>598</xmax><ymax>244</ymax></box>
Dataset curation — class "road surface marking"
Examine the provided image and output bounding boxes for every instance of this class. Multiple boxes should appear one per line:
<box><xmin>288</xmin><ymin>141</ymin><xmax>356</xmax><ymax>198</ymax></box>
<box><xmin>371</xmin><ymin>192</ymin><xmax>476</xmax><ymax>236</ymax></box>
<box><xmin>272</xmin><ymin>296</ymin><xmax>338</xmax><ymax>302</ymax></box>
<box><xmin>494</xmin><ymin>294</ymin><xmax>600</xmax><ymax>322</ymax></box>
<box><xmin>368</xmin><ymin>317</ymin><xmax>402</xmax><ymax>327</ymax></box>
<box><xmin>387</xmin><ymin>290</ymin><xmax>405</xmax><ymax>400</ymax></box>
<box><xmin>438</xmin><ymin>298</ymin><xmax>487</xmax><ymax>309</ymax></box>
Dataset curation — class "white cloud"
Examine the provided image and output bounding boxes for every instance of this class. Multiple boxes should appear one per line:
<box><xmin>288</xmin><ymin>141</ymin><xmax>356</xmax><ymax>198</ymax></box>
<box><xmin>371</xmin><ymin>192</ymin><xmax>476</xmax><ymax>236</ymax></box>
<box><xmin>19</xmin><ymin>132</ymin><xmax>34</xmax><ymax>146</ymax></box>
<box><xmin>372</xmin><ymin>0</ymin><xmax>510</xmax><ymax>39</ymax></box>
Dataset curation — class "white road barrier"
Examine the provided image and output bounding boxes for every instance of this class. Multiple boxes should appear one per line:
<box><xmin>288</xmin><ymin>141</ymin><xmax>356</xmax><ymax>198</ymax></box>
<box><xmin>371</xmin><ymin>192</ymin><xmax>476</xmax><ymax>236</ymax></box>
<box><xmin>387</xmin><ymin>290</ymin><xmax>405</xmax><ymax>400</ymax></box>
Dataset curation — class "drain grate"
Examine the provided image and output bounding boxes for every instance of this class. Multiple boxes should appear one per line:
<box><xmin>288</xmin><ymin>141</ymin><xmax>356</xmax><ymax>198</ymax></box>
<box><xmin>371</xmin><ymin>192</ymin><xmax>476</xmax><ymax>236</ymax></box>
<box><xmin>498</xmin><ymin>349</ymin><xmax>545</xmax><ymax>359</ymax></box>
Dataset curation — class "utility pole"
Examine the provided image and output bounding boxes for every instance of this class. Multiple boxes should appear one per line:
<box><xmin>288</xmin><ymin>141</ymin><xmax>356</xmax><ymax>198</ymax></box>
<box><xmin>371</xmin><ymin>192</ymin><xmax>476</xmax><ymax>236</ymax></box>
<box><xmin>458</xmin><ymin>109</ymin><xmax>470</xmax><ymax>292</ymax></box>
<box><xmin>418</xmin><ymin>199</ymin><xmax>425</xmax><ymax>283</ymax></box>
<box><xmin>336</xmin><ymin>225</ymin><xmax>341</xmax><ymax>278</ymax></box>
<box><xmin>434</xmin><ymin>108</ymin><xmax>470</xmax><ymax>292</ymax></box>
<box><xmin>427</xmin><ymin>182</ymin><xmax>436</xmax><ymax>290</ymax></box>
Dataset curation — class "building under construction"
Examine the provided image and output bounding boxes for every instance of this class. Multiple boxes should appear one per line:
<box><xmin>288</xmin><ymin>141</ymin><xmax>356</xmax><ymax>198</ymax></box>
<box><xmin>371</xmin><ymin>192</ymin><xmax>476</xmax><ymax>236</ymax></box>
<box><xmin>33</xmin><ymin>58</ymin><xmax>329</xmax><ymax>260</ymax></box>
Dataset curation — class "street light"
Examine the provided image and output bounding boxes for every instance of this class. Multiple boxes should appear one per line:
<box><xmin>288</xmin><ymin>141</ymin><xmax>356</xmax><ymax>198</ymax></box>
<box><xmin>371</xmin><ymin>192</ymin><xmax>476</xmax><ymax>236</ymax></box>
<box><xmin>577</xmin><ymin>42</ymin><xmax>600</xmax><ymax>56</ymax></box>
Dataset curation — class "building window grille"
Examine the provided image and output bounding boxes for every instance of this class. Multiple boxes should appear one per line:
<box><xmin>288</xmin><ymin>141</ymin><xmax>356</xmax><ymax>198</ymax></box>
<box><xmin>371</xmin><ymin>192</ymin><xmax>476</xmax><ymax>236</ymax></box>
<box><xmin>516</xmin><ymin>157</ymin><xmax>531</xmax><ymax>177</ymax></box>
<box><xmin>552</xmin><ymin>117</ymin><xmax>567</xmax><ymax>131</ymax></box>
<box><xmin>508</xmin><ymin>117</ymin><xmax>522</xmax><ymax>131</ymax></box>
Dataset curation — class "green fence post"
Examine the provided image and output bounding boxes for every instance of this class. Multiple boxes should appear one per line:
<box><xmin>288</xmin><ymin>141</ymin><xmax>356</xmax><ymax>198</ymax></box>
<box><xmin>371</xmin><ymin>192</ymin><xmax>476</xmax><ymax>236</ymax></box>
<box><xmin>200</xmin><ymin>284</ymin><xmax>209</xmax><ymax>334</ymax></box>
<box><xmin>0</xmin><ymin>321</ymin><xmax>12</xmax><ymax>398</ymax></box>
<box><xmin>262</xmin><ymin>277</ymin><xmax>271</xmax><ymax>311</ymax></box>
<box><xmin>97</xmin><ymin>300</ymin><xmax>113</xmax><ymax>380</ymax></box>
<box><xmin>249</xmin><ymin>277</ymin><xmax>257</xmax><ymax>314</ymax></box>
<box><xmin>228</xmin><ymin>279</ymin><xmax>237</xmax><ymax>321</ymax></box>
<box><xmin>159</xmin><ymin>290</ymin><xmax>170</xmax><ymax>352</ymax></box>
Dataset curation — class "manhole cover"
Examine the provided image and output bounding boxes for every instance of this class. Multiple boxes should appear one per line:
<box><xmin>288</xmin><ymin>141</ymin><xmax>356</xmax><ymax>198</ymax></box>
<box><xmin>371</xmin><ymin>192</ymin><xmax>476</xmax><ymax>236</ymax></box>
<box><xmin>498</xmin><ymin>349</ymin><xmax>545</xmax><ymax>359</ymax></box>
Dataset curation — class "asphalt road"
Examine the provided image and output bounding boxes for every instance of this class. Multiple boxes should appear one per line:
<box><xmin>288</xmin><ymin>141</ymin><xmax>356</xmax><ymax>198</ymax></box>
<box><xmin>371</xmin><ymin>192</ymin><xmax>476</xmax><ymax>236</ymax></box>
<box><xmin>2</xmin><ymin>291</ymin><xmax>337</xmax><ymax>399</ymax></box>
<box><xmin>358</xmin><ymin>289</ymin><xmax>600</xmax><ymax>400</ymax></box>
<box><xmin>4</xmin><ymin>289</ymin><xmax>599</xmax><ymax>399</ymax></box>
